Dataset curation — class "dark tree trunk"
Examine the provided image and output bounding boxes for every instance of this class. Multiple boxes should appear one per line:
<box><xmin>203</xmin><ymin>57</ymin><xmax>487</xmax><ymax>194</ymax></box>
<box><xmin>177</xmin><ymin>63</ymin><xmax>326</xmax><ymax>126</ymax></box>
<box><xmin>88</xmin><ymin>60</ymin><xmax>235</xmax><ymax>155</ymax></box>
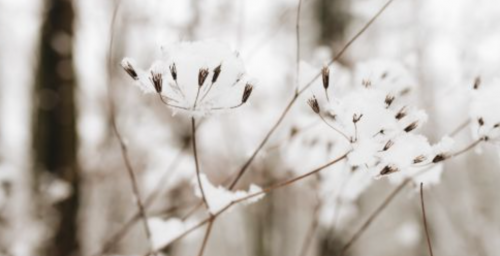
<box><xmin>33</xmin><ymin>0</ymin><xmax>79</xmax><ymax>255</ymax></box>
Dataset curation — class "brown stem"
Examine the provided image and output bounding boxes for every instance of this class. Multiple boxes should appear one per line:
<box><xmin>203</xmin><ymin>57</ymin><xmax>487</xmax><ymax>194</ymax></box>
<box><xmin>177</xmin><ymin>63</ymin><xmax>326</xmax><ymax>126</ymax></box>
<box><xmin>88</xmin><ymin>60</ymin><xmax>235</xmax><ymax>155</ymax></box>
<box><xmin>192</xmin><ymin>117</ymin><xmax>211</xmax><ymax>211</ymax></box>
<box><xmin>197</xmin><ymin>218</ymin><xmax>215</xmax><ymax>256</ymax></box>
<box><xmin>106</xmin><ymin>1</ymin><xmax>155</xmax><ymax>255</ymax></box>
<box><xmin>295</xmin><ymin>0</ymin><xmax>303</xmax><ymax>95</ymax></box>
<box><xmin>338</xmin><ymin>179</ymin><xmax>409</xmax><ymax>256</ymax></box>
<box><xmin>420</xmin><ymin>183</ymin><xmax>434</xmax><ymax>256</ymax></box>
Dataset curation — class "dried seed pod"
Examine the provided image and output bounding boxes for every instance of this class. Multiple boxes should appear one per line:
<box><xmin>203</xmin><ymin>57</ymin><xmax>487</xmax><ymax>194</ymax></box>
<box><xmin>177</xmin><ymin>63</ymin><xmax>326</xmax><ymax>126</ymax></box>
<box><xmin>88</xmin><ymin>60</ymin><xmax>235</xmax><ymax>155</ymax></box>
<box><xmin>383</xmin><ymin>140</ymin><xmax>394</xmax><ymax>151</ymax></box>
<box><xmin>404</xmin><ymin>121</ymin><xmax>419</xmax><ymax>133</ymax></box>
<box><xmin>307</xmin><ymin>96</ymin><xmax>320</xmax><ymax>114</ymax></box>
<box><xmin>149</xmin><ymin>71</ymin><xmax>163</xmax><ymax>93</ymax></box>
<box><xmin>432</xmin><ymin>154</ymin><xmax>447</xmax><ymax>163</ymax></box>
<box><xmin>473</xmin><ymin>76</ymin><xmax>481</xmax><ymax>90</ymax></box>
<box><xmin>212</xmin><ymin>64</ymin><xmax>222</xmax><ymax>83</ymax></box>
<box><xmin>242</xmin><ymin>83</ymin><xmax>253</xmax><ymax>103</ymax></box>
<box><xmin>198</xmin><ymin>68</ymin><xmax>209</xmax><ymax>87</ymax></box>
<box><xmin>353</xmin><ymin>113</ymin><xmax>363</xmax><ymax>123</ymax></box>
<box><xmin>413</xmin><ymin>155</ymin><xmax>427</xmax><ymax>164</ymax></box>
<box><xmin>385</xmin><ymin>95</ymin><xmax>395</xmax><ymax>107</ymax></box>
<box><xmin>322</xmin><ymin>66</ymin><xmax>330</xmax><ymax>89</ymax></box>
<box><xmin>380</xmin><ymin>165</ymin><xmax>398</xmax><ymax>176</ymax></box>
<box><xmin>395</xmin><ymin>106</ymin><xmax>407</xmax><ymax>120</ymax></box>
<box><xmin>121</xmin><ymin>59</ymin><xmax>138</xmax><ymax>80</ymax></box>
<box><xmin>478</xmin><ymin>117</ymin><xmax>484</xmax><ymax>126</ymax></box>
<box><xmin>169</xmin><ymin>63</ymin><xmax>177</xmax><ymax>81</ymax></box>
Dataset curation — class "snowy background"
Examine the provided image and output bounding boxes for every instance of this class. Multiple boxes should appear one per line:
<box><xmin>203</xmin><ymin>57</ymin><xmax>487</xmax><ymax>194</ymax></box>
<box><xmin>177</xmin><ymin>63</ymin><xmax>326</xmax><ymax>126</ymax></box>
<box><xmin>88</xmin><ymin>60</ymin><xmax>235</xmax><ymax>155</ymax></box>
<box><xmin>1</xmin><ymin>0</ymin><xmax>500</xmax><ymax>255</ymax></box>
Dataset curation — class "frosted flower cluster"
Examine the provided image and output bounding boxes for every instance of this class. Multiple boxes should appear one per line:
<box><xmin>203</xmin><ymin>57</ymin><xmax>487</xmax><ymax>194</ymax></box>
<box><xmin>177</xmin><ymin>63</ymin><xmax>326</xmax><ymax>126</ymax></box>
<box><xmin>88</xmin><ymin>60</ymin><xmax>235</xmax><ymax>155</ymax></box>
<box><xmin>470</xmin><ymin>82</ymin><xmax>500</xmax><ymax>143</ymax></box>
<box><xmin>121</xmin><ymin>40</ymin><xmax>254</xmax><ymax>116</ymax></box>
<box><xmin>308</xmin><ymin>63</ymin><xmax>456</xmax><ymax>179</ymax></box>
<box><xmin>193</xmin><ymin>174</ymin><xmax>264</xmax><ymax>214</ymax></box>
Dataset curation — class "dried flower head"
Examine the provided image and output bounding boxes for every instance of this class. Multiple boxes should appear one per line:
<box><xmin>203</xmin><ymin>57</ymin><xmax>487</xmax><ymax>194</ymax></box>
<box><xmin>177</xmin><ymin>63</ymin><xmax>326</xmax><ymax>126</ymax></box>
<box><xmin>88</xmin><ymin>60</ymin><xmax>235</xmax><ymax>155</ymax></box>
<box><xmin>473</xmin><ymin>76</ymin><xmax>481</xmax><ymax>90</ymax></box>
<box><xmin>322</xmin><ymin>66</ymin><xmax>330</xmax><ymax>89</ymax></box>
<box><xmin>120</xmin><ymin>58</ymin><xmax>139</xmax><ymax>80</ymax></box>
<box><xmin>121</xmin><ymin>40</ymin><xmax>253</xmax><ymax>115</ymax></box>
<box><xmin>307</xmin><ymin>96</ymin><xmax>320</xmax><ymax>114</ymax></box>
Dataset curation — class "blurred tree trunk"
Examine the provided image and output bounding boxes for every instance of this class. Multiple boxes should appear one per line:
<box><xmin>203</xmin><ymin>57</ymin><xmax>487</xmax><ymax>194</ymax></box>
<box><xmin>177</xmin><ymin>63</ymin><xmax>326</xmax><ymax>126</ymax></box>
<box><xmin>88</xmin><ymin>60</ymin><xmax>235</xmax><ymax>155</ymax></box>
<box><xmin>33</xmin><ymin>0</ymin><xmax>79</xmax><ymax>255</ymax></box>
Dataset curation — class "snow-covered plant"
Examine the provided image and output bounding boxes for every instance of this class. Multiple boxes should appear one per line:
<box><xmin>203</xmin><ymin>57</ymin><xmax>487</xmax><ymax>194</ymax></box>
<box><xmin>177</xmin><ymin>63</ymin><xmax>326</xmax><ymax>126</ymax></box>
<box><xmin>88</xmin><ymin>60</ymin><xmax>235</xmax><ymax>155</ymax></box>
<box><xmin>121</xmin><ymin>40</ymin><xmax>254</xmax><ymax>116</ymax></box>
<box><xmin>470</xmin><ymin>81</ymin><xmax>500</xmax><ymax>143</ymax></box>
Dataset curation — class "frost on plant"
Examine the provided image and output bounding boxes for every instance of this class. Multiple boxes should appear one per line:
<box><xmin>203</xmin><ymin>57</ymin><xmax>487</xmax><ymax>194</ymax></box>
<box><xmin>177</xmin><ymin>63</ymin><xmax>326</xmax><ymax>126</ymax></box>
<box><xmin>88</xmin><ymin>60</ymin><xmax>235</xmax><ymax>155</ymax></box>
<box><xmin>193</xmin><ymin>174</ymin><xmax>264</xmax><ymax>214</ymax></box>
<box><xmin>121</xmin><ymin>40</ymin><xmax>253</xmax><ymax>116</ymax></box>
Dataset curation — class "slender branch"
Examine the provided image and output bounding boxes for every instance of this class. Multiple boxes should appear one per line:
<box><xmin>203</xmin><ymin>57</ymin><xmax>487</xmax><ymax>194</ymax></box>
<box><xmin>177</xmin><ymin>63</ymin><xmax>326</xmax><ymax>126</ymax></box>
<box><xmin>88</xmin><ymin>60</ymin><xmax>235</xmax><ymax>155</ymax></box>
<box><xmin>318</xmin><ymin>115</ymin><xmax>352</xmax><ymax>143</ymax></box>
<box><xmin>299</xmin><ymin>189</ymin><xmax>321</xmax><ymax>256</ymax></box>
<box><xmin>449</xmin><ymin>137</ymin><xmax>483</xmax><ymax>158</ymax></box>
<box><xmin>295</xmin><ymin>0</ymin><xmax>303</xmax><ymax>95</ymax></box>
<box><xmin>197</xmin><ymin>218</ymin><xmax>215</xmax><ymax>256</ymax></box>
<box><xmin>94</xmin><ymin>141</ymin><xmax>188</xmax><ymax>256</ymax></box>
<box><xmin>420</xmin><ymin>183</ymin><xmax>434</xmax><ymax>256</ymax></box>
<box><xmin>105</xmin><ymin>1</ymin><xmax>156</xmax><ymax>255</ymax></box>
<box><xmin>192</xmin><ymin>117</ymin><xmax>211</xmax><ymax>210</ymax></box>
<box><xmin>144</xmin><ymin>151</ymin><xmax>349</xmax><ymax>255</ymax></box>
<box><xmin>338</xmin><ymin>179</ymin><xmax>409</xmax><ymax>256</ymax></box>
<box><xmin>228</xmin><ymin>0</ymin><xmax>396</xmax><ymax>190</ymax></box>
<box><xmin>449</xmin><ymin>118</ymin><xmax>471</xmax><ymax>137</ymax></box>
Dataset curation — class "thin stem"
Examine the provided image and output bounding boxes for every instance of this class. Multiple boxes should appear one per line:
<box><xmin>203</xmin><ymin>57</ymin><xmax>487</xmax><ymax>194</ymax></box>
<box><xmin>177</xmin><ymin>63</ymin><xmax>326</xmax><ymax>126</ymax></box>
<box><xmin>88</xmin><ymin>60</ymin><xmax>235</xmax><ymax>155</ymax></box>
<box><xmin>94</xmin><ymin>142</ymin><xmax>187</xmax><ymax>256</ymax></box>
<box><xmin>338</xmin><ymin>179</ymin><xmax>409</xmax><ymax>256</ymax></box>
<box><xmin>106</xmin><ymin>1</ymin><xmax>155</xmax><ymax>255</ymax></box>
<box><xmin>339</xmin><ymin>121</ymin><xmax>481</xmax><ymax>255</ymax></box>
<box><xmin>420</xmin><ymin>183</ymin><xmax>434</xmax><ymax>256</ymax></box>
<box><xmin>449</xmin><ymin>118</ymin><xmax>471</xmax><ymax>137</ymax></box>
<box><xmin>228</xmin><ymin>0</ymin><xmax>395</xmax><ymax>190</ymax></box>
<box><xmin>319</xmin><ymin>114</ymin><xmax>351</xmax><ymax>143</ymax></box>
<box><xmin>197</xmin><ymin>218</ymin><xmax>215</xmax><ymax>256</ymax></box>
<box><xmin>192</xmin><ymin>117</ymin><xmax>210</xmax><ymax>211</ymax></box>
<box><xmin>295</xmin><ymin>0</ymin><xmax>303</xmax><ymax>95</ymax></box>
<box><xmin>146</xmin><ymin>151</ymin><xmax>349</xmax><ymax>254</ymax></box>
<box><xmin>299</xmin><ymin>190</ymin><xmax>321</xmax><ymax>256</ymax></box>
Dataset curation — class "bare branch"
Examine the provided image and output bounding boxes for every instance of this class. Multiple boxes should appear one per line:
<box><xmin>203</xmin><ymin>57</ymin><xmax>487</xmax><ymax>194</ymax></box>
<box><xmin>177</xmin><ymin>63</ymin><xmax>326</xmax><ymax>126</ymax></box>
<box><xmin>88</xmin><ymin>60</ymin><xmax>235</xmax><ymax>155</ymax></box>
<box><xmin>420</xmin><ymin>183</ymin><xmax>435</xmax><ymax>256</ymax></box>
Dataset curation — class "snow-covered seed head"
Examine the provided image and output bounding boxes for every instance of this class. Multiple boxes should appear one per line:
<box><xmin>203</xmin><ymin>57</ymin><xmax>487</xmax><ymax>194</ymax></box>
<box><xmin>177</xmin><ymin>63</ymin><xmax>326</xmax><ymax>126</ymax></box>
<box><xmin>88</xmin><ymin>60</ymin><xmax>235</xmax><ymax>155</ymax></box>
<box><xmin>395</xmin><ymin>106</ymin><xmax>407</xmax><ymax>120</ymax></box>
<box><xmin>380</xmin><ymin>165</ymin><xmax>398</xmax><ymax>176</ymax></box>
<box><xmin>242</xmin><ymin>83</ymin><xmax>253</xmax><ymax>104</ymax></box>
<box><xmin>307</xmin><ymin>96</ymin><xmax>320</xmax><ymax>114</ymax></box>
<box><xmin>404</xmin><ymin>121</ymin><xmax>419</xmax><ymax>133</ymax></box>
<box><xmin>121</xmin><ymin>59</ymin><xmax>139</xmax><ymax>80</ymax></box>
<box><xmin>385</xmin><ymin>94</ymin><xmax>395</xmax><ymax>107</ymax></box>
<box><xmin>413</xmin><ymin>155</ymin><xmax>427</xmax><ymax>164</ymax></box>
<box><xmin>322</xmin><ymin>66</ymin><xmax>330</xmax><ymax>89</ymax></box>
<box><xmin>473</xmin><ymin>76</ymin><xmax>481</xmax><ymax>90</ymax></box>
<box><xmin>432</xmin><ymin>154</ymin><xmax>447</xmax><ymax>163</ymax></box>
<box><xmin>198</xmin><ymin>68</ymin><xmax>209</xmax><ymax>87</ymax></box>
<box><xmin>169</xmin><ymin>63</ymin><xmax>177</xmax><ymax>81</ymax></box>
<box><xmin>212</xmin><ymin>64</ymin><xmax>222</xmax><ymax>84</ymax></box>
<box><xmin>150</xmin><ymin>71</ymin><xmax>163</xmax><ymax>93</ymax></box>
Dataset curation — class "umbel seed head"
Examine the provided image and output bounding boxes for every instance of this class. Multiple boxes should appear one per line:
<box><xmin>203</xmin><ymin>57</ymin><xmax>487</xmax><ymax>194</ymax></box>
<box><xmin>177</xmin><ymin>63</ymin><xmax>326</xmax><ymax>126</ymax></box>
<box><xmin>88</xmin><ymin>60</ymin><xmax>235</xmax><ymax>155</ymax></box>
<box><xmin>380</xmin><ymin>165</ymin><xmax>398</xmax><ymax>176</ymax></box>
<box><xmin>307</xmin><ymin>96</ymin><xmax>320</xmax><ymax>114</ymax></box>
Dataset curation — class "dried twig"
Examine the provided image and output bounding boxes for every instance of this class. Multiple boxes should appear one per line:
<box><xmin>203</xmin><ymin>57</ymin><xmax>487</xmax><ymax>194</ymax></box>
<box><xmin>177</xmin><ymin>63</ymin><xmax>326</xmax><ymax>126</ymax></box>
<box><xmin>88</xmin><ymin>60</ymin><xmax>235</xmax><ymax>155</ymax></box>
<box><xmin>228</xmin><ymin>0</ymin><xmax>397</xmax><ymax>190</ymax></box>
<box><xmin>105</xmin><ymin>1</ymin><xmax>156</xmax><ymax>255</ymax></box>
<box><xmin>420</xmin><ymin>183</ymin><xmax>434</xmax><ymax>256</ymax></box>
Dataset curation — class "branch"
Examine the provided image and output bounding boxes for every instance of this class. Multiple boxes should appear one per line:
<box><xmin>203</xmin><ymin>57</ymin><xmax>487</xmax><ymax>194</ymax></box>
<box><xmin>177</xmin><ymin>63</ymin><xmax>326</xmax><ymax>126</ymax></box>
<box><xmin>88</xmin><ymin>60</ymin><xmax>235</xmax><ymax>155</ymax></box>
<box><xmin>228</xmin><ymin>0</ymin><xmax>396</xmax><ymax>190</ymax></box>
<box><xmin>105</xmin><ymin>1</ymin><xmax>156</xmax><ymax>255</ymax></box>
<box><xmin>420</xmin><ymin>183</ymin><xmax>434</xmax><ymax>256</ymax></box>
<box><xmin>145</xmin><ymin>151</ymin><xmax>349</xmax><ymax>254</ymax></box>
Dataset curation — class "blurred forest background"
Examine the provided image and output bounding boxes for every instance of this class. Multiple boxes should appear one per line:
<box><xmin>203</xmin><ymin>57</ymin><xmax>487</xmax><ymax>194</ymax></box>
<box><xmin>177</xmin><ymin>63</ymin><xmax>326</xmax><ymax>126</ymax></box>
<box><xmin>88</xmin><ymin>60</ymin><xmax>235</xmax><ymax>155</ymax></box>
<box><xmin>1</xmin><ymin>0</ymin><xmax>500</xmax><ymax>256</ymax></box>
